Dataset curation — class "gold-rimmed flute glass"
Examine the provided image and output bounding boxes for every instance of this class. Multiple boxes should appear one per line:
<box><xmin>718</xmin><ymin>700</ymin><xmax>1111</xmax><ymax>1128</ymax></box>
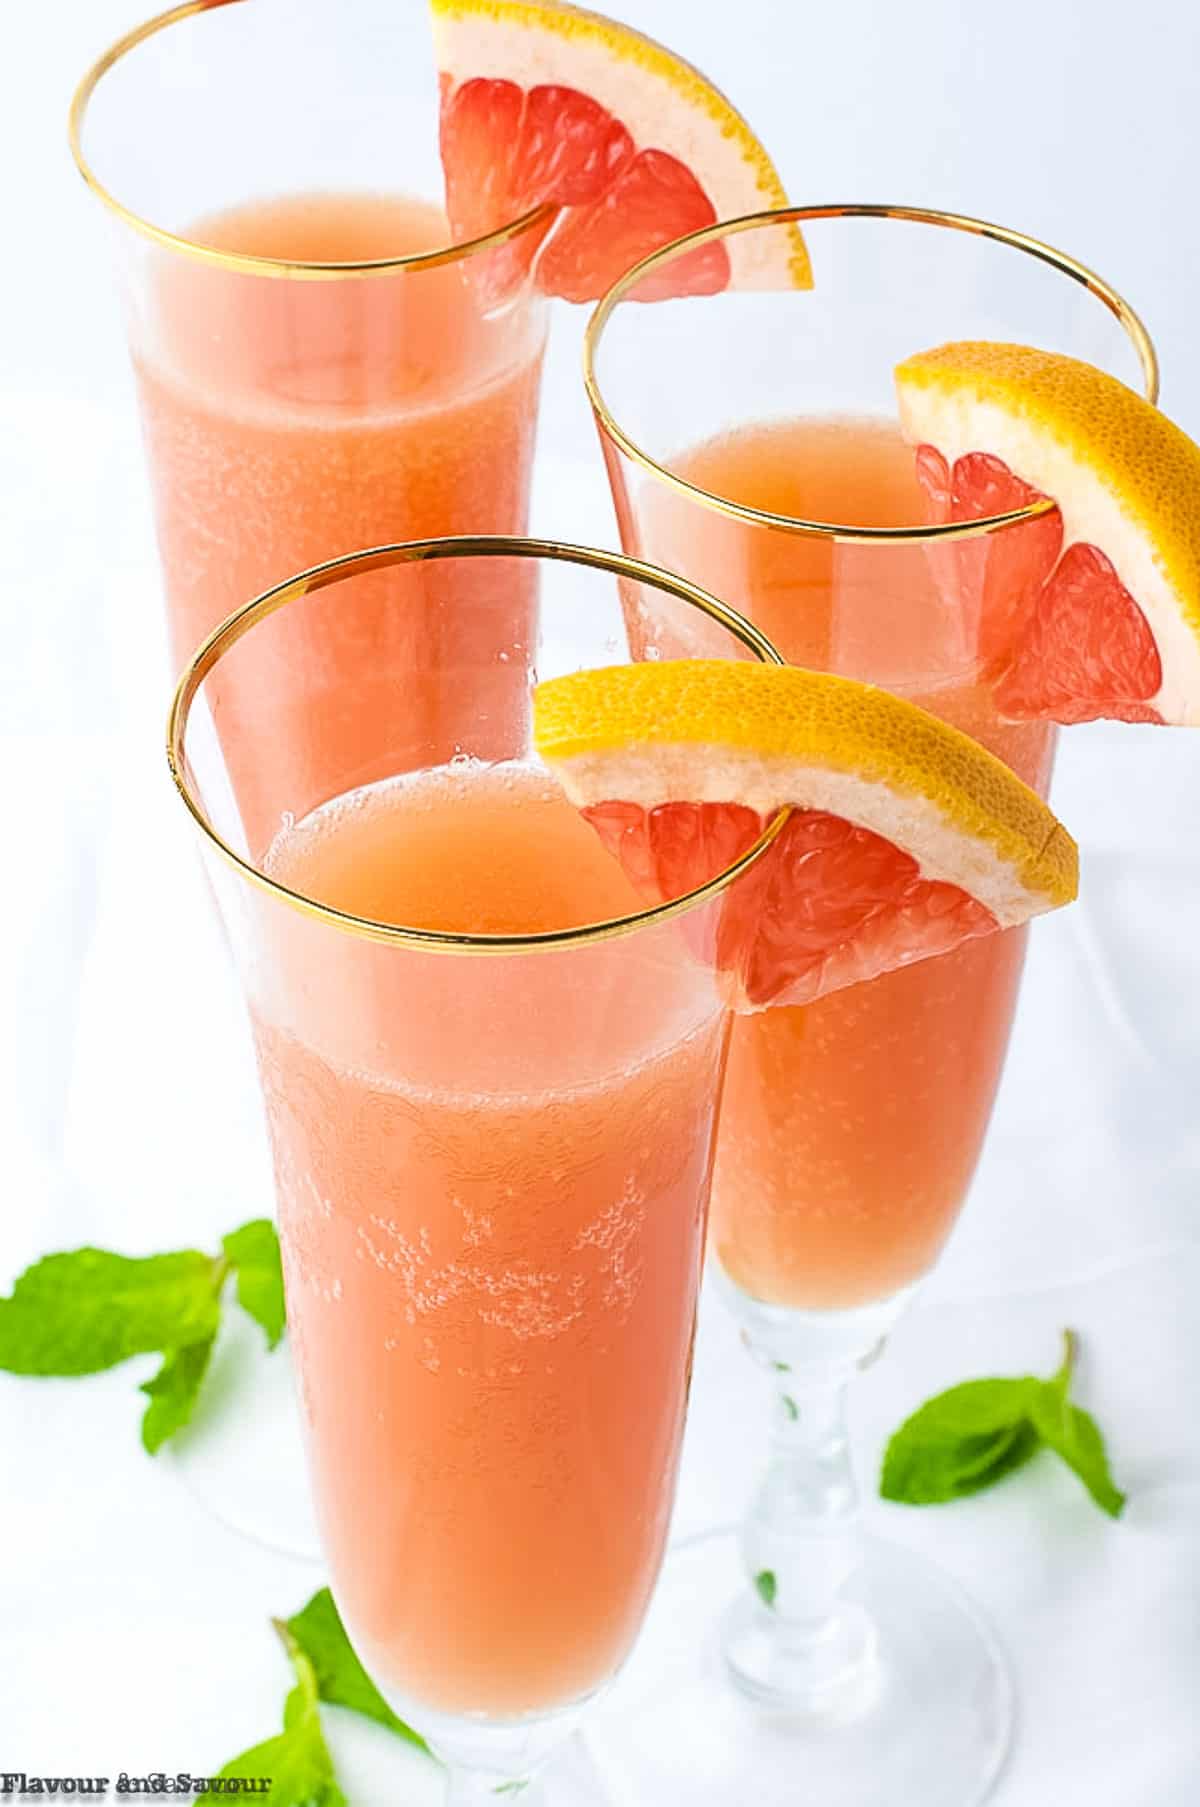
<box><xmin>70</xmin><ymin>0</ymin><xmax>549</xmax><ymax>712</ymax></box>
<box><xmin>167</xmin><ymin>534</ymin><xmax>786</xmax><ymax>1803</ymax></box>
<box><xmin>70</xmin><ymin>0</ymin><xmax>551</xmax><ymax>1553</ymax></box>
<box><xmin>584</xmin><ymin>205</ymin><xmax>1156</xmax><ymax>1807</ymax></box>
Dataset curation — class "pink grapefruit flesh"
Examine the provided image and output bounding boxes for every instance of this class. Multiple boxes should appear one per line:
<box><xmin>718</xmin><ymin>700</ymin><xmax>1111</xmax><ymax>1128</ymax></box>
<box><xmin>439</xmin><ymin>76</ymin><xmax>729</xmax><ymax>302</ymax></box>
<box><xmin>583</xmin><ymin>799</ymin><xmax>998</xmax><ymax>1010</ymax></box>
<box><xmin>916</xmin><ymin>446</ymin><xmax>1164</xmax><ymax>724</ymax></box>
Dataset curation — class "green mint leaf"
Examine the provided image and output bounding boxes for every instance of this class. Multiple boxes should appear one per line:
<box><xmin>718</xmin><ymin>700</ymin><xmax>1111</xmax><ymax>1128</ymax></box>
<box><xmin>755</xmin><ymin>1570</ymin><xmax>777</xmax><ymax>1609</ymax></box>
<box><xmin>880</xmin><ymin>1378</ymin><xmax>1039</xmax><ymax>1505</ymax></box>
<box><xmin>139</xmin><ymin>1335</ymin><xmax>217</xmax><ymax>1453</ymax></box>
<box><xmin>219</xmin><ymin>1629</ymin><xmax>346</xmax><ymax>1807</ymax></box>
<box><xmin>882</xmin><ymin>1421</ymin><xmax>1010</xmax><ymax>1504</ymax></box>
<box><xmin>1028</xmin><ymin>1325</ymin><xmax>1124</xmax><ymax>1513</ymax></box>
<box><xmin>0</xmin><ymin>1224</ymin><xmax>286</xmax><ymax>1455</ymax></box>
<box><xmin>285</xmin><ymin>1589</ymin><xmax>428</xmax><ymax>1752</ymax></box>
<box><xmin>1029</xmin><ymin>1385</ymin><xmax>1126</xmax><ymax>1518</ymax></box>
<box><xmin>223</xmin><ymin>1218</ymin><xmax>287</xmax><ymax>1350</ymax></box>
<box><xmin>0</xmin><ymin>1249</ymin><xmax>221</xmax><ymax>1376</ymax></box>
<box><xmin>882</xmin><ymin>1419</ymin><xmax>1042</xmax><ymax>1504</ymax></box>
<box><xmin>887</xmin><ymin>1376</ymin><xmax>1037</xmax><ymax>1441</ymax></box>
<box><xmin>881</xmin><ymin>1332</ymin><xmax>1126</xmax><ymax>1519</ymax></box>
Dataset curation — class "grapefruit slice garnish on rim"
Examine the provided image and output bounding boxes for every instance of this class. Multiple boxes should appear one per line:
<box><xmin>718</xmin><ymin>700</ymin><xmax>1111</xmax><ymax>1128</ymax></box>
<box><xmin>532</xmin><ymin>660</ymin><xmax>1077</xmax><ymax>1010</ymax></box>
<box><xmin>431</xmin><ymin>0</ymin><xmax>811</xmax><ymax>302</ymax></box>
<box><xmin>896</xmin><ymin>342</ymin><xmax>1200</xmax><ymax>726</ymax></box>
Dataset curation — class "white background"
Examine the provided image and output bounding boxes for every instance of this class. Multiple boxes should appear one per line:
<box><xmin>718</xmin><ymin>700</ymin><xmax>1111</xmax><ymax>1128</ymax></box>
<box><xmin>3</xmin><ymin>1</ymin><xmax>1200</xmax><ymax>1801</ymax></box>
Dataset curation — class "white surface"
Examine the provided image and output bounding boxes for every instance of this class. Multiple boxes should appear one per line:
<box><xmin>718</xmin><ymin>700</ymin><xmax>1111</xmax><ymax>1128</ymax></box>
<box><xmin>3</xmin><ymin>0</ymin><xmax>1200</xmax><ymax>1800</ymax></box>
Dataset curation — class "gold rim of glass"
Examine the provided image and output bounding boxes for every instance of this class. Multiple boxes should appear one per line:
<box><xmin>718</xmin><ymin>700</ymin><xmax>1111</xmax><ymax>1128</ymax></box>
<box><xmin>583</xmin><ymin>202</ymin><xmax>1160</xmax><ymax>545</ymax></box>
<box><xmin>167</xmin><ymin>534</ymin><xmax>790</xmax><ymax>953</ymax></box>
<box><xmin>69</xmin><ymin>0</ymin><xmax>552</xmax><ymax>280</ymax></box>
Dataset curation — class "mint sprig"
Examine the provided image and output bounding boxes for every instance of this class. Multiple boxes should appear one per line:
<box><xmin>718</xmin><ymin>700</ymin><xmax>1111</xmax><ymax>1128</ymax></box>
<box><xmin>220</xmin><ymin>1589</ymin><xmax>427</xmax><ymax>1802</ymax></box>
<box><xmin>219</xmin><ymin>1622</ymin><xmax>346</xmax><ymax>1807</ymax></box>
<box><xmin>0</xmin><ymin>1219</ymin><xmax>285</xmax><ymax>1453</ymax></box>
<box><xmin>881</xmin><ymin>1329</ymin><xmax>1125</xmax><ymax>1518</ymax></box>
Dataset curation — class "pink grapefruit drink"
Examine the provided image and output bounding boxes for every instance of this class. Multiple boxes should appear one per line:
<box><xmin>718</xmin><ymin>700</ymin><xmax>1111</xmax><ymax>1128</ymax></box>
<box><xmin>131</xmin><ymin>193</ymin><xmax>545</xmax><ymax>841</ymax></box>
<box><xmin>256</xmin><ymin>759</ymin><xmax>728</xmax><ymax>1716</ymax></box>
<box><xmin>630</xmin><ymin>417</ymin><xmax>1054</xmax><ymax>1310</ymax></box>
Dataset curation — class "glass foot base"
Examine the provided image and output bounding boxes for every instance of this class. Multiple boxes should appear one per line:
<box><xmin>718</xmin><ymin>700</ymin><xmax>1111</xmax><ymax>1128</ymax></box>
<box><xmin>163</xmin><ymin>1306</ymin><xmax>322</xmax><ymax>1562</ymax></box>
<box><xmin>723</xmin><ymin>1589</ymin><xmax>877</xmax><ymax>1714</ymax></box>
<box><xmin>592</xmin><ymin>1527</ymin><xmax>1013</xmax><ymax>1807</ymax></box>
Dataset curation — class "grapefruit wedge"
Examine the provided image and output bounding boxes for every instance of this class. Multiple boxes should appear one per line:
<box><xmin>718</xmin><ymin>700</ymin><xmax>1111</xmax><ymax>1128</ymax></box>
<box><xmin>533</xmin><ymin>660</ymin><xmax>1077</xmax><ymax>1010</ymax></box>
<box><xmin>897</xmin><ymin>343</ymin><xmax>1200</xmax><ymax>726</ymax></box>
<box><xmin>432</xmin><ymin>0</ymin><xmax>811</xmax><ymax>301</ymax></box>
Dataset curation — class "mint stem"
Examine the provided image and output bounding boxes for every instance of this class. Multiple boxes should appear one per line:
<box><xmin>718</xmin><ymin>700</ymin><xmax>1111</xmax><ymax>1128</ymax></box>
<box><xmin>1053</xmin><ymin>1327</ymin><xmax>1080</xmax><ymax>1393</ymax></box>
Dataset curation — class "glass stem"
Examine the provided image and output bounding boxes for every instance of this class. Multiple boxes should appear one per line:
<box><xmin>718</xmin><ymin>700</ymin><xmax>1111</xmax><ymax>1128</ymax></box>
<box><xmin>744</xmin><ymin>1374</ymin><xmax>861</xmax><ymax>1632</ymax></box>
<box><xmin>723</xmin><ymin>1328</ymin><xmax>881</xmax><ymax>1711</ymax></box>
<box><xmin>419</xmin><ymin>1703</ymin><xmax>590</xmax><ymax>1804</ymax></box>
